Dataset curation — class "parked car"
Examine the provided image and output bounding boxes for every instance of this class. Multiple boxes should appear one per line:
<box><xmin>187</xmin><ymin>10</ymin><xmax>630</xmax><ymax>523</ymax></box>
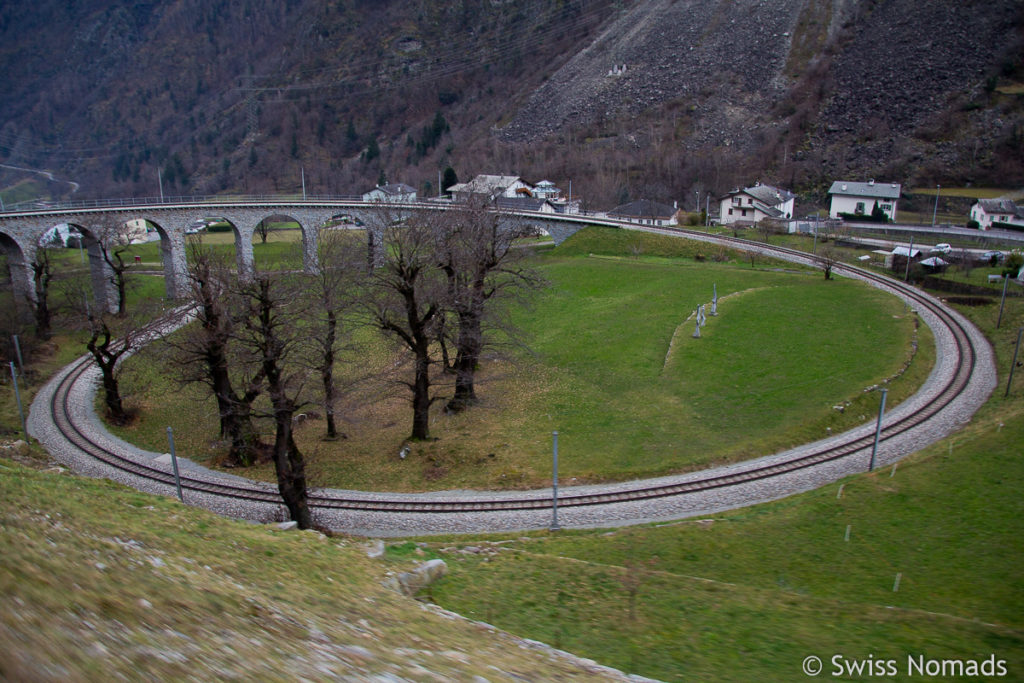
<box><xmin>931</xmin><ymin>243</ymin><xmax>952</xmax><ymax>254</ymax></box>
<box><xmin>981</xmin><ymin>250</ymin><xmax>1005</xmax><ymax>263</ymax></box>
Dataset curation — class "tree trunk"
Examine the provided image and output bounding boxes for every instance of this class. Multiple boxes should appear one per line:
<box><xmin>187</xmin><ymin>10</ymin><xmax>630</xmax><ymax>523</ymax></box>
<box><xmin>447</xmin><ymin>328</ymin><xmax>480</xmax><ymax>413</ymax></box>
<box><xmin>33</xmin><ymin>296</ymin><xmax>51</xmax><ymax>341</ymax></box>
<box><xmin>411</xmin><ymin>347</ymin><xmax>431</xmax><ymax>440</ymax></box>
<box><xmin>87</xmin><ymin>325</ymin><xmax>129</xmax><ymax>425</ymax></box>
<box><xmin>203</xmin><ymin>314</ymin><xmax>261</xmax><ymax>465</ymax></box>
<box><xmin>100</xmin><ymin>364</ymin><xmax>127</xmax><ymax>423</ymax></box>
<box><xmin>271</xmin><ymin>414</ymin><xmax>312</xmax><ymax>529</ymax></box>
<box><xmin>32</xmin><ymin>256</ymin><xmax>52</xmax><ymax>341</ymax></box>
<box><xmin>322</xmin><ymin>309</ymin><xmax>338</xmax><ymax>439</ymax></box>
<box><xmin>446</xmin><ymin>286</ymin><xmax>485</xmax><ymax>414</ymax></box>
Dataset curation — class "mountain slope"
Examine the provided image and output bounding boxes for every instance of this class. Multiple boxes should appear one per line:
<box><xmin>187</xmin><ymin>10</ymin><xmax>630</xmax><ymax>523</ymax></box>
<box><xmin>0</xmin><ymin>0</ymin><xmax>1022</xmax><ymax>209</ymax></box>
<box><xmin>0</xmin><ymin>459</ymin><xmax>635</xmax><ymax>680</ymax></box>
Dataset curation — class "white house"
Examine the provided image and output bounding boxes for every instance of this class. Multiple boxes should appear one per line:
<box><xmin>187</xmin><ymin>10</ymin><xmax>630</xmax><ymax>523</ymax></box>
<box><xmin>607</xmin><ymin>199</ymin><xmax>678</xmax><ymax>226</ymax></box>
<box><xmin>970</xmin><ymin>198</ymin><xmax>1024</xmax><ymax>230</ymax></box>
<box><xmin>448</xmin><ymin>175</ymin><xmax>533</xmax><ymax>203</ymax></box>
<box><xmin>362</xmin><ymin>182</ymin><xmax>417</xmax><ymax>203</ymax></box>
<box><xmin>718</xmin><ymin>182</ymin><xmax>796</xmax><ymax>226</ymax></box>
<box><xmin>531</xmin><ymin>180</ymin><xmax>561</xmax><ymax>200</ymax></box>
<box><xmin>828</xmin><ymin>180</ymin><xmax>901</xmax><ymax>221</ymax></box>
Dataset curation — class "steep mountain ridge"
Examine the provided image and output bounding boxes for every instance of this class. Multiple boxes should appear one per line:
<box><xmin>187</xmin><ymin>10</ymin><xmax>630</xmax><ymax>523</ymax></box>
<box><xmin>499</xmin><ymin>0</ymin><xmax>817</xmax><ymax>145</ymax></box>
<box><xmin>0</xmin><ymin>0</ymin><xmax>1021</xmax><ymax>208</ymax></box>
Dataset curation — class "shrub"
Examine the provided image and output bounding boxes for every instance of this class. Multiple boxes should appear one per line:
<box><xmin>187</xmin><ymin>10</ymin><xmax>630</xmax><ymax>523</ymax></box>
<box><xmin>1002</xmin><ymin>252</ymin><xmax>1023</xmax><ymax>279</ymax></box>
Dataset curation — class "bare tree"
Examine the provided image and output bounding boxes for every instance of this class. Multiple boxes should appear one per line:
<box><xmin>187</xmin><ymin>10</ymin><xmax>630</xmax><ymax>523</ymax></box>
<box><xmin>434</xmin><ymin>200</ymin><xmax>539</xmax><ymax>413</ymax></box>
<box><xmin>94</xmin><ymin>218</ymin><xmax>138</xmax><ymax>317</ymax></box>
<box><xmin>29</xmin><ymin>248</ymin><xmax>54</xmax><ymax>340</ymax></box>
<box><xmin>81</xmin><ymin>302</ymin><xmax>162</xmax><ymax>425</ymax></box>
<box><xmin>165</xmin><ymin>246</ymin><xmax>265</xmax><ymax>466</ymax></box>
<box><xmin>311</xmin><ymin>229</ymin><xmax>365</xmax><ymax>439</ymax></box>
<box><xmin>234</xmin><ymin>270</ymin><xmax>314</xmax><ymax>528</ymax></box>
<box><xmin>817</xmin><ymin>245</ymin><xmax>840</xmax><ymax>280</ymax></box>
<box><xmin>367</xmin><ymin>209</ymin><xmax>446</xmax><ymax>441</ymax></box>
<box><xmin>254</xmin><ymin>218</ymin><xmax>272</xmax><ymax>245</ymax></box>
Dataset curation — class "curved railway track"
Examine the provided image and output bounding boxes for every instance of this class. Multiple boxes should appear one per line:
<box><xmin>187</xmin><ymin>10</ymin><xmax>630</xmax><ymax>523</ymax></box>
<box><xmin>30</xmin><ymin>229</ymin><xmax>997</xmax><ymax>535</ymax></box>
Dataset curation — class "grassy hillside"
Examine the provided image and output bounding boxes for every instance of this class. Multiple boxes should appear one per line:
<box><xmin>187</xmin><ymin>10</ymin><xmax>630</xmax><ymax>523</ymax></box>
<box><xmin>420</xmin><ymin>294</ymin><xmax>1024</xmax><ymax>681</ymax></box>
<box><xmin>0</xmin><ymin>460</ymin><xmax>633</xmax><ymax>680</ymax></box>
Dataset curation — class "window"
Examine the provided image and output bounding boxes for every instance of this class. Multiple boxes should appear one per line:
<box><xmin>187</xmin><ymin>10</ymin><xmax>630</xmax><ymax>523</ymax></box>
<box><xmin>728</xmin><ymin>208</ymin><xmax>733</xmax><ymax>215</ymax></box>
<box><xmin>732</xmin><ymin>197</ymin><xmax>742</xmax><ymax>206</ymax></box>
<box><xmin>855</xmin><ymin>202</ymin><xmax>866</xmax><ymax>215</ymax></box>
<box><xmin>880</xmin><ymin>204</ymin><xmax>892</xmax><ymax>211</ymax></box>
<box><xmin>741</xmin><ymin>209</ymin><xmax>748</xmax><ymax>217</ymax></box>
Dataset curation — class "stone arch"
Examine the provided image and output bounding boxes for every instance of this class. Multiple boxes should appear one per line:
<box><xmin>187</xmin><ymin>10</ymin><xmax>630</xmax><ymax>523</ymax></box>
<box><xmin>66</xmin><ymin>221</ymin><xmax>118</xmax><ymax>314</ymax></box>
<box><xmin>0</xmin><ymin>230</ymin><xmax>35</xmax><ymax>318</ymax></box>
<box><xmin>143</xmin><ymin>218</ymin><xmax>187</xmax><ymax>299</ymax></box>
<box><xmin>203</xmin><ymin>214</ymin><xmax>254</xmax><ymax>280</ymax></box>
<box><xmin>252</xmin><ymin>212</ymin><xmax>318</xmax><ymax>273</ymax></box>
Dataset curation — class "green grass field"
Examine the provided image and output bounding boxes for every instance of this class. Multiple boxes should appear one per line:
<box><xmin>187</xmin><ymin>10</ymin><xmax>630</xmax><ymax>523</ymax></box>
<box><xmin>42</xmin><ymin>226</ymin><xmax>308</xmax><ymax>273</ymax></box>
<box><xmin>107</xmin><ymin>227</ymin><xmax>928</xmax><ymax>493</ymax></box>
<box><xmin>908</xmin><ymin>186</ymin><xmax>1022</xmax><ymax>200</ymax></box>
<box><xmin>421</xmin><ymin>294</ymin><xmax>1024</xmax><ymax>682</ymax></box>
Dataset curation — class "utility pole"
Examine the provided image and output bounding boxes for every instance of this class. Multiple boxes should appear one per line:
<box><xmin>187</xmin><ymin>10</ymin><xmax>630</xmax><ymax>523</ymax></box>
<box><xmin>550</xmin><ymin>431</ymin><xmax>560</xmax><ymax>531</ymax></box>
<box><xmin>931</xmin><ymin>184</ymin><xmax>941</xmax><ymax>227</ymax></box>
<box><xmin>1006</xmin><ymin>327</ymin><xmax>1023</xmax><ymax>398</ymax></box>
<box><xmin>158</xmin><ymin>168</ymin><xmax>164</xmax><ymax>202</ymax></box>
<box><xmin>904</xmin><ymin>236</ymin><xmax>914</xmax><ymax>282</ymax></box>
<box><xmin>869</xmin><ymin>388</ymin><xmax>887</xmax><ymax>471</ymax></box>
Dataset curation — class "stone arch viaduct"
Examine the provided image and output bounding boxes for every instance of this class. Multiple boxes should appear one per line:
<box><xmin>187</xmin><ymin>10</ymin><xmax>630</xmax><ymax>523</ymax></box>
<box><xmin>0</xmin><ymin>197</ymin><xmax>606</xmax><ymax>313</ymax></box>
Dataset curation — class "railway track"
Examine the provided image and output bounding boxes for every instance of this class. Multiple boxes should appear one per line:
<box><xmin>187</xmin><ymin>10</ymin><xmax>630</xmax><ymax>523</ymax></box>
<box><xmin>31</xmin><ymin>231</ymin><xmax>996</xmax><ymax>534</ymax></box>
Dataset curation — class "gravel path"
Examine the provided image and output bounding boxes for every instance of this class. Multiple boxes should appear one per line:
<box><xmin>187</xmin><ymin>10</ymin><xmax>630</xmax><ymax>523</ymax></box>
<box><xmin>28</xmin><ymin>241</ymin><xmax>997</xmax><ymax>538</ymax></box>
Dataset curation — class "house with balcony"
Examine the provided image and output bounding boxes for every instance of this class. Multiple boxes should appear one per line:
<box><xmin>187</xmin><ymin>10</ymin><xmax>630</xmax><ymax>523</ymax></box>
<box><xmin>718</xmin><ymin>182</ymin><xmax>796</xmax><ymax>227</ymax></box>
<box><xmin>828</xmin><ymin>180</ymin><xmax>901</xmax><ymax>221</ymax></box>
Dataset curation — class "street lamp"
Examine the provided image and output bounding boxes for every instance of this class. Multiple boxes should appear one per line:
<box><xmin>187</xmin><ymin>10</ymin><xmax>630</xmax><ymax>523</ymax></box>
<box><xmin>931</xmin><ymin>184</ymin><xmax>940</xmax><ymax>227</ymax></box>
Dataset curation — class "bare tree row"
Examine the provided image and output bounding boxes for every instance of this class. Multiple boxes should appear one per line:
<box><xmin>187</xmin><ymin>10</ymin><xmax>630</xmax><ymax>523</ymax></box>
<box><xmin>71</xmin><ymin>201</ymin><xmax>538</xmax><ymax>529</ymax></box>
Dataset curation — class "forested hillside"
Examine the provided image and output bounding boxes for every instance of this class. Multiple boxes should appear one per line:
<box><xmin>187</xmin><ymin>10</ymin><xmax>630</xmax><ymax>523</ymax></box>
<box><xmin>0</xmin><ymin>0</ymin><xmax>1022</xmax><ymax>209</ymax></box>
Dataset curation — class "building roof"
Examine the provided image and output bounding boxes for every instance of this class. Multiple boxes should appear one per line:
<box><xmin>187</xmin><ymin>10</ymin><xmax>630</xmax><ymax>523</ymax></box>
<box><xmin>975</xmin><ymin>198</ymin><xmax>1019</xmax><ymax>214</ymax></box>
<box><xmin>608</xmin><ymin>199</ymin><xmax>677</xmax><ymax>219</ymax></box>
<box><xmin>742</xmin><ymin>183</ymin><xmax>795</xmax><ymax>205</ymax></box>
<box><xmin>829</xmin><ymin>180</ymin><xmax>901</xmax><ymax>200</ymax></box>
<box><xmin>495</xmin><ymin>197</ymin><xmax>552</xmax><ymax>212</ymax></box>
<box><xmin>448</xmin><ymin>175</ymin><xmax>527</xmax><ymax>197</ymax></box>
<box><xmin>366</xmin><ymin>182</ymin><xmax>416</xmax><ymax>196</ymax></box>
<box><xmin>720</xmin><ymin>183</ymin><xmax>792</xmax><ymax>218</ymax></box>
